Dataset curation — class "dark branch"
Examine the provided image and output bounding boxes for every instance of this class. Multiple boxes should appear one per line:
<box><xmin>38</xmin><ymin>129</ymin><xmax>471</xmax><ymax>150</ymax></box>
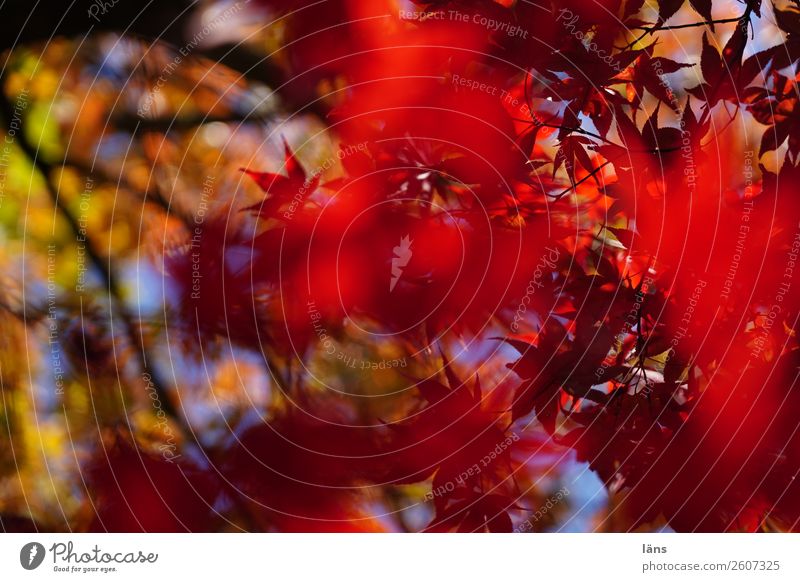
<box><xmin>0</xmin><ymin>76</ymin><xmax>180</xmax><ymax>421</ymax></box>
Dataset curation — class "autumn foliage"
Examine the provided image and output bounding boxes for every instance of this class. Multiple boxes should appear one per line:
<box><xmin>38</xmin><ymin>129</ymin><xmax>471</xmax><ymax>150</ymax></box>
<box><xmin>2</xmin><ymin>0</ymin><xmax>800</xmax><ymax>533</ymax></box>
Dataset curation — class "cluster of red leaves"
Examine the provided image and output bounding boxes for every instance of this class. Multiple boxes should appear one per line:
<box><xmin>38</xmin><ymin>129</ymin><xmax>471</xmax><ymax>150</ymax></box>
<box><xmin>84</xmin><ymin>0</ymin><xmax>800</xmax><ymax>532</ymax></box>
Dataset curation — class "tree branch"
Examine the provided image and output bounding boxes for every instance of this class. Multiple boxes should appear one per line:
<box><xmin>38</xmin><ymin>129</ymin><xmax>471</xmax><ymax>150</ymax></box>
<box><xmin>633</xmin><ymin>16</ymin><xmax>742</xmax><ymax>33</ymax></box>
<box><xmin>0</xmin><ymin>78</ymin><xmax>181</xmax><ymax>421</ymax></box>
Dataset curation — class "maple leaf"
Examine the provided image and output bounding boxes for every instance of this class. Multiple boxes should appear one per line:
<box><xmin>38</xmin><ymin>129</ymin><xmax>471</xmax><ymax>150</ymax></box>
<box><xmin>688</xmin><ymin>0</ymin><xmax>713</xmax><ymax>24</ymax></box>
<box><xmin>752</xmin><ymin>8</ymin><xmax>800</xmax><ymax>74</ymax></box>
<box><xmin>624</xmin><ymin>0</ymin><xmax>647</xmax><ymax>20</ymax></box>
<box><xmin>746</xmin><ymin>0</ymin><xmax>761</xmax><ymax>17</ymax></box>
<box><xmin>223</xmin><ymin>411</ymin><xmax>388</xmax><ymax>532</ymax></box>
<box><xmin>500</xmin><ymin>320</ymin><xmax>577</xmax><ymax>429</ymax></box>
<box><xmin>85</xmin><ymin>436</ymin><xmax>219</xmax><ymax>532</ymax></box>
<box><xmin>615</xmin><ymin>47</ymin><xmax>693</xmax><ymax>111</ymax></box>
<box><xmin>426</xmin><ymin>493</ymin><xmax>516</xmax><ymax>533</ymax></box>
<box><xmin>385</xmin><ymin>352</ymin><xmax>519</xmax><ymax>525</ymax></box>
<box><xmin>657</xmin><ymin>0</ymin><xmax>713</xmax><ymax>25</ymax></box>
<box><xmin>686</xmin><ymin>23</ymin><xmax>759</xmax><ymax>108</ymax></box>
<box><xmin>240</xmin><ymin>137</ymin><xmax>319</xmax><ymax>219</ymax></box>
<box><xmin>657</xmin><ymin>0</ymin><xmax>684</xmax><ymax>23</ymax></box>
<box><xmin>553</xmin><ymin>135</ymin><xmax>598</xmax><ymax>186</ymax></box>
<box><xmin>388</xmin><ymin>364</ymin><xmax>499</xmax><ymax>481</ymax></box>
<box><xmin>745</xmin><ymin>73</ymin><xmax>800</xmax><ymax>158</ymax></box>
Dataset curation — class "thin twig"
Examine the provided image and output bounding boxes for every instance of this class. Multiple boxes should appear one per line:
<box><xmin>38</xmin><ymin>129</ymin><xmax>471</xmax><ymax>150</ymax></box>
<box><xmin>633</xmin><ymin>16</ymin><xmax>742</xmax><ymax>33</ymax></box>
<box><xmin>549</xmin><ymin>160</ymin><xmax>613</xmax><ymax>201</ymax></box>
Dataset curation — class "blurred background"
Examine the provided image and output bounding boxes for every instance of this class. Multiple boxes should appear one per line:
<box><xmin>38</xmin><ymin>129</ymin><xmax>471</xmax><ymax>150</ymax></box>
<box><xmin>0</xmin><ymin>0</ymin><xmax>786</xmax><ymax>532</ymax></box>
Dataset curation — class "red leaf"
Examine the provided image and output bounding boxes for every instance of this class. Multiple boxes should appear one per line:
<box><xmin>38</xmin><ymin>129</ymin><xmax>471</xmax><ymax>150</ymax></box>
<box><xmin>240</xmin><ymin>138</ymin><xmax>319</xmax><ymax>218</ymax></box>
<box><xmin>775</xmin><ymin>8</ymin><xmax>800</xmax><ymax>36</ymax></box>
<box><xmin>239</xmin><ymin>168</ymin><xmax>288</xmax><ymax>193</ymax></box>
<box><xmin>417</xmin><ymin>379</ymin><xmax>452</xmax><ymax>404</ymax></box>
<box><xmin>624</xmin><ymin>0</ymin><xmax>647</xmax><ymax>20</ymax></box>
<box><xmin>606</xmin><ymin>226</ymin><xmax>636</xmax><ymax>248</ymax></box>
<box><xmin>658</xmin><ymin>0</ymin><xmax>685</xmax><ymax>23</ymax></box>
<box><xmin>760</xmin><ymin>123</ymin><xmax>790</xmax><ymax>157</ymax></box>
<box><xmin>699</xmin><ymin>32</ymin><xmax>722</xmax><ymax>87</ymax></box>
<box><xmin>746</xmin><ymin>0</ymin><xmax>761</xmax><ymax>17</ymax></box>
<box><xmin>688</xmin><ymin>0</ymin><xmax>713</xmax><ymax>24</ymax></box>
